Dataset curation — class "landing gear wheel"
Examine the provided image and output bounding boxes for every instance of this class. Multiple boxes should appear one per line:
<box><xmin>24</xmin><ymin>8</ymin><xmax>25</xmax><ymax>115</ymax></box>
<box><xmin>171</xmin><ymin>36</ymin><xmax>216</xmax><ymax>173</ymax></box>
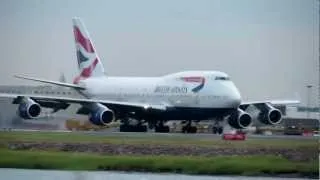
<box><xmin>119</xmin><ymin>124</ymin><xmax>147</xmax><ymax>132</ymax></box>
<box><xmin>212</xmin><ymin>127</ymin><xmax>217</xmax><ymax>134</ymax></box>
<box><xmin>182</xmin><ymin>126</ymin><xmax>188</xmax><ymax>133</ymax></box>
<box><xmin>148</xmin><ymin>123</ymin><xmax>155</xmax><ymax>130</ymax></box>
<box><xmin>190</xmin><ymin>126</ymin><xmax>197</xmax><ymax>133</ymax></box>
<box><xmin>155</xmin><ymin>125</ymin><xmax>170</xmax><ymax>133</ymax></box>
<box><xmin>182</xmin><ymin>126</ymin><xmax>197</xmax><ymax>133</ymax></box>
<box><xmin>212</xmin><ymin>126</ymin><xmax>223</xmax><ymax>134</ymax></box>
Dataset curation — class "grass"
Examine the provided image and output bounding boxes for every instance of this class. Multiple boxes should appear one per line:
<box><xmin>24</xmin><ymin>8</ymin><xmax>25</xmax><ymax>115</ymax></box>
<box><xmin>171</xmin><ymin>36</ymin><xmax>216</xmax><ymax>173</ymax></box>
<box><xmin>0</xmin><ymin>131</ymin><xmax>317</xmax><ymax>149</ymax></box>
<box><xmin>0</xmin><ymin>148</ymin><xmax>317</xmax><ymax>178</ymax></box>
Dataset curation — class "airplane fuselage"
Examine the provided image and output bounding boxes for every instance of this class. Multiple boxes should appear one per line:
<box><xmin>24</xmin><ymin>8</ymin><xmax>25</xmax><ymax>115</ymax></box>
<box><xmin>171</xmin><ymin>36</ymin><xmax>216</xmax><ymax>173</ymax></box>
<box><xmin>79</xmin><ymin>71</ymin><xmax>242</xmax><ymax>121</ymax></box>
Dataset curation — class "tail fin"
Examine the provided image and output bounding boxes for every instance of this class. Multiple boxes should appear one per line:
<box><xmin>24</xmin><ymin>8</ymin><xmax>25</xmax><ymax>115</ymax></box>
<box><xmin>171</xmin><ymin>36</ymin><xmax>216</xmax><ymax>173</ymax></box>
<box><xmin>72</xmin><ymin>17</ymin><xmax>105</xmax><ymax>84</ymax></box>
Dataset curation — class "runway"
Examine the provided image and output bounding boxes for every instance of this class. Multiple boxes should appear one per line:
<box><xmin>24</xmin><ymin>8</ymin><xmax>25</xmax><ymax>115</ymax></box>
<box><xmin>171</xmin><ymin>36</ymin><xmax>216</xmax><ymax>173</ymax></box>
<box><xmin>5</xmin><ymin>128</ymin><xmax>319</xmax><ymax>140</ymax></box>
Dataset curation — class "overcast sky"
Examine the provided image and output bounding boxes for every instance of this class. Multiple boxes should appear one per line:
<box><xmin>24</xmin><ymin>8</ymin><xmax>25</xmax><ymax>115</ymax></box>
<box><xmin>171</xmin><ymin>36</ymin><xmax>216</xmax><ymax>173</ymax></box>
<box><xmin>0</xmin><ymin>0</ymin><xmax>319</xmax><ymax>106</ymax></box>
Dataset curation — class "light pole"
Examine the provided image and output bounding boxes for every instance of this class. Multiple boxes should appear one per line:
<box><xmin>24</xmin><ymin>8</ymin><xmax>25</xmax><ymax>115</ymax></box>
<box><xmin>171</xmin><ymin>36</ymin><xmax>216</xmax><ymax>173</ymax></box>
<box><xmin>306</xmin><ymin>85</ymin><xmax>313</xmax><ymax>119</ymax></box>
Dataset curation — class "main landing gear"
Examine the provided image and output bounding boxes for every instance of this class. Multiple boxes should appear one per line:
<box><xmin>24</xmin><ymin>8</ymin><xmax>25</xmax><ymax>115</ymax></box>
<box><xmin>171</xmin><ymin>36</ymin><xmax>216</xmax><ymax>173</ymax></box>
<box><xmin>154</xmin><ymin>121</ymin><xmax>170</xmax><ymax>133</ymax></box>
<box><xmin>119</xmin><ymin>123</ymin><xmax>147</xmax><ymax>132</ymax></box>
<box><xmin>181</xmin><ymin>120</ymin><xmax>197</xmax><ymax>133</ymax></box>
<box><xmin>212</xmin><ymin>119</ymin><xmax>223</xmax><ymax>134</ymax></box>
<box><xmin>119</xmin><ymin>118</ymin><xmax>147</xmax><ymax>132</ymax></box>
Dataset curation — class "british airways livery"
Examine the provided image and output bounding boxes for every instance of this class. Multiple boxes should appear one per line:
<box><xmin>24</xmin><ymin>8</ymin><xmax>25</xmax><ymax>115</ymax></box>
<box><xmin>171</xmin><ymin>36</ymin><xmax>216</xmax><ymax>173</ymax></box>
<box><xmin>0</xmin><ymin>18</ymin><xmax>299</xmax><ymax>134</ymax></box>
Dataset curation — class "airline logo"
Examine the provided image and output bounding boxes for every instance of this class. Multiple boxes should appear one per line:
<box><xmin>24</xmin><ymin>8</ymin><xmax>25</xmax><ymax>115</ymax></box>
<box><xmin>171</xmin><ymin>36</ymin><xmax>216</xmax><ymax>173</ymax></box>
<box><xmin>180</xmin><ymin>76</ymin><xmax>205</xmax><ymax>93</ymax></box>
<box><xmin>74</xmin><ymin>26</ymin><xmax>95</xmax><ymax>53</ymax></box>
<box><xmin>73</xmin><ymin>59</ymin><xmax>99</xmax><ymax>84</ymax></box>
<box><xmin>76</xmin><ymin>50</ymin><xmax>89</xmax><ymax>66</ymax></box>
<box><xmin>73</xmin><ymin>25</ymin><xmax>99</xmax><ymax>84</ymax></box>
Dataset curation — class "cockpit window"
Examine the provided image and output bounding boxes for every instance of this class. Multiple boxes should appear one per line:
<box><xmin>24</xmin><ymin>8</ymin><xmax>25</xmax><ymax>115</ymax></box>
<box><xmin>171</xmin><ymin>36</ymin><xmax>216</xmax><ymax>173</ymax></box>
<box><xmin>215</xmin><ymin>76</ymin><xmax>230</xmax><ymax>80</ymax></box>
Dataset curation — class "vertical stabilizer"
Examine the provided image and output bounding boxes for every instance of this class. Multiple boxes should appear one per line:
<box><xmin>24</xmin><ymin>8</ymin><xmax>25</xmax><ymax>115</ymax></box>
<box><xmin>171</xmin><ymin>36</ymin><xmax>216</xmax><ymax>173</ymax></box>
<box><xmin>72</xmin><ymin>17</ymin><xmax>105</xmax><ymax>84</ymax></box>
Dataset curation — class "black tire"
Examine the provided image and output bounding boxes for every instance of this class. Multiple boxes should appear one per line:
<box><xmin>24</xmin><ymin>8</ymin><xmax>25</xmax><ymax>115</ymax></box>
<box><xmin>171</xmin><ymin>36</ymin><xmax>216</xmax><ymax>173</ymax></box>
<box><xmin>182</xmin><ymin>126</ymin><xmax>187</xmax><ymax>133</ymax></box>
<box><xmin>155</xmin><ymin>125</ymin><xmax>170</xmax><ymax>133</ymax></box>
<box><xmin>148</xmin><ymin>123</ymin><xmax>155</xmax><ymax>130</ymax></box>
<box><xmin>212</xmin><ymin>127</ymin><xmax>217</xmax><ymax>134</ymax></box>
<box><xmin>119</xmin><ymin>124</ymin><xmax>129</xmax><ymax>132</ymax></box>
<box><xmin>161</xmin><ymin>125</ymin><xmax>169</xmax><ymax>133</ymax></box>
<box><xmin>190</xmin><ymin>126</ymin><xmax>197</xmax><ymax>133</ymax></box>
<box><xmin>139</xmin><ymin>125</ymin><xmax>148</xmax><ymax>132</ymax></box>
<box><xmin>120</xmin><ymin>124</ymin><xmax>147</xmax><ymax>132</ymax></box>
<box><xmin>217</xmin><ymin>127</ymin><xmax>223</xmax><ymax>135</ymax></box>
<box><xmin>181</xmin><ymin>126</ymin><xmax>197</xmax><ymax>133</ymax></box>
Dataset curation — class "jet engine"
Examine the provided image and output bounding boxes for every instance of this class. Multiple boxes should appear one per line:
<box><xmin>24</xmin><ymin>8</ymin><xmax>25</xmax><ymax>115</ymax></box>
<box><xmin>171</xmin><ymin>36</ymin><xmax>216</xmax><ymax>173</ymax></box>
<box><xmin>18</xmin><ymin>98</ymin><xmax>41</xmax><ymax>119</ymax></box>
<box><xmin>228</xmin><ymin>108</ymin><xmax>252</xmax><ymax>129</ymax></box>
<box><xmin>88</xmin><ymin>103</ymin><xmax>115</xmax><ymax>126</ymax></box>
<box><xmin>257</xmin><ymin>104</ymin><xmax>282</xmax><ymax>125</ymax></box>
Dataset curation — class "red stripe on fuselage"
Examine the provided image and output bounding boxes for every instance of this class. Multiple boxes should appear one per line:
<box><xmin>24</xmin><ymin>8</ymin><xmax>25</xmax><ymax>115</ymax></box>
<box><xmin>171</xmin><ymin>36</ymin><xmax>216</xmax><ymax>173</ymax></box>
<box><xmin>73</xmin><ymin>26</ymin><xmax>95</xmax><ymax>53</ymax></box>
<box><xmin>181</xmin><ymin>76</ymin><xmax>205</xmax><ymax>83</ymax></box>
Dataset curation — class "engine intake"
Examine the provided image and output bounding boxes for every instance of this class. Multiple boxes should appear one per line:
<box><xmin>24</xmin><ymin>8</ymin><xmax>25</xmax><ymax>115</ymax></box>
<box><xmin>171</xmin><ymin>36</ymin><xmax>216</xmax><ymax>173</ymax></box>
<box><xmin>18</xmin><ymin>98</ymin><xmax>41</xmax><ymax>119</ymax></box>
<box><xmin>228</xmin><ymin>108</ymin><xmax>252</xmax><ymax>129</ymax></box>
<box><xmin>258</xmin><ymin>104</ymin><xmax>282</xmax><ymax>125</ymax></box>
<box><xmin>89</xmin><ymin>103</ymin><xmax>115</xmax><ymax>126</ymax></box>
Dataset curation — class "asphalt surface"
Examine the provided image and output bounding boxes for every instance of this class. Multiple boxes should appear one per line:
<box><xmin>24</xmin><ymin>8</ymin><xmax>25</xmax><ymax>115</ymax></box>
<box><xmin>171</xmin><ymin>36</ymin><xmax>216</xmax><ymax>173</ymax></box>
<box><xmin>5</xmin><ymin>128</ymin><xmax>319</xmax><ymax>140</ymax></box>
<box><xmin>1</xmin><ymin>168</ymin><xmax>309</xmax><ymax>180</ymax></box>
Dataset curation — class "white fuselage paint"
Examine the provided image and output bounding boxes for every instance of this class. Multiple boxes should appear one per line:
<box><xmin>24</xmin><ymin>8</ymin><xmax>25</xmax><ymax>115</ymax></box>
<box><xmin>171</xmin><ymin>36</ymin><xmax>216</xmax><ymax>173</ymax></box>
<box><xmin>79</xmin><ymin>71</ymin><xmax>242</xmax><ymax>109</ymax></box>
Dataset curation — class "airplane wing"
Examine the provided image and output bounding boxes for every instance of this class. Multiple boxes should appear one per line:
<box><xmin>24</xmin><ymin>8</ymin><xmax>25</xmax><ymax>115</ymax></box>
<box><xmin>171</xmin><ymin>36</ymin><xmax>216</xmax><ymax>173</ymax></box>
<box><xmin>241</xmin><ymin>100</ymin><xmax>300</xmax><ymax>106</ymax></box>
<box><xmin>14</xmin><ymin>75</ymin><xmax>86</xmax><ymax>90</ymax></box>
<box><xmin>239</xmin><ymin>100</ymin><xmax>300</xmax><ymax>110</ymax></box>
<box><xmin>0</xmin><ymin>93</ymin><xmax>168</xmax><ymax>115</ymax></box>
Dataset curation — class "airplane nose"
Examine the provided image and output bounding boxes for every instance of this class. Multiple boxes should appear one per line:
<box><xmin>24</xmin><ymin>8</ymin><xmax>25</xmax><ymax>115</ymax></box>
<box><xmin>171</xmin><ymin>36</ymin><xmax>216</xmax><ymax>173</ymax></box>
<box><xmin>227</xmin><ymin>83</ymin><xmax>241</xmax><ymax>108</ymax></box>
<box><xmin>231</xmin><ymin>90</ymin><xmax>241</xmax><ymax>107</ymax></box>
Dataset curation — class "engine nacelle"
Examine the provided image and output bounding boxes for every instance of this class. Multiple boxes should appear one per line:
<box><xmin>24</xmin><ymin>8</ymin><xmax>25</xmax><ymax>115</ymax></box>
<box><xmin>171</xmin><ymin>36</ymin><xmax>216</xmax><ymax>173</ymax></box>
<box><xmin>89</xmin><ymin>103</ymin><xmax>115</xmax><ymax>126</ymax></box>
<box><xmin>18</xmin><ymin>98</ymin><xmax>41</xmax><ymax>119</ymax></box>
<box><xmin>258</xmin><ymin>104</ymin><xmax>282</xmax><ymax>125</ymax></box>
<box><xmin>228</xmin><ymin>108</ymin><xmax>252</xmax><ymax>129</ymax></box>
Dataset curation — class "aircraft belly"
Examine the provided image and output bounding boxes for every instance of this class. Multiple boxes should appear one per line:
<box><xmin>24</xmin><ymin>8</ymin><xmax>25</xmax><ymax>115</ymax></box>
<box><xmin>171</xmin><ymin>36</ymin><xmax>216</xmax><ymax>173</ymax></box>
<box><xmin>139</xmin><ymin>107</ymin><xmax>235</xmax><ymax>121</ymax></box>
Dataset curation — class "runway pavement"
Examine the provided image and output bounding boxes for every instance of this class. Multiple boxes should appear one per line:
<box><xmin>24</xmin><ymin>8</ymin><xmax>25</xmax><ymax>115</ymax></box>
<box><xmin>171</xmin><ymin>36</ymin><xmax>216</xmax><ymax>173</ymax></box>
<box><xmin>4</xmin><ymin>128</ymin><xmax>318</xmax><ymax>140</ymax></box>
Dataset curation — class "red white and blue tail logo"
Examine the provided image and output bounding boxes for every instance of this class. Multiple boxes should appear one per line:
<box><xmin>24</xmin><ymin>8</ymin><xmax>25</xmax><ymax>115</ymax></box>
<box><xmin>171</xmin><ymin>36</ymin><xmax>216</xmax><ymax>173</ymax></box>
<box><xmin>72</xmin><ymin>17</ymin><xmax>105</xmax><ymax>84</ymax></box>
<box><xmin>180</xmin><ymin>76</ymin><xmax>205</xmax><ymax>93</ymax></box>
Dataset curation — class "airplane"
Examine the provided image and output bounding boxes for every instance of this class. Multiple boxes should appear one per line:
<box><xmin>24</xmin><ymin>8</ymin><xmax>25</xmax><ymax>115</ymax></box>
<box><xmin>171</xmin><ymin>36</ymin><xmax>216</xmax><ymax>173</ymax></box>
<box><xmin>0</xmin><ymin>17</ymin><xmax>299</xmax><ymax>134</ymax></box>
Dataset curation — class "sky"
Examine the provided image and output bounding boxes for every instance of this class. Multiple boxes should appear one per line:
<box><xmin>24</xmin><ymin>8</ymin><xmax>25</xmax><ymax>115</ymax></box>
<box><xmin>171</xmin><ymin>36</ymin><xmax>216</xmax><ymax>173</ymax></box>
<box><xmin>0</xmin><ymin>0</ymin><xmax>319</xmax><ymax>106</ymax></box>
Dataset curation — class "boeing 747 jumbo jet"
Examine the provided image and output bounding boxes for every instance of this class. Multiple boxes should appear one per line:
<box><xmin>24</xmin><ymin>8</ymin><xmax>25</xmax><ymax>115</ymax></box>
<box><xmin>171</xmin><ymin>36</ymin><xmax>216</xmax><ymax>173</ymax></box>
<box><xmin>0</xmin><ymin>18</ymin><xmax>299</xmax><ymax>134</ymax></box>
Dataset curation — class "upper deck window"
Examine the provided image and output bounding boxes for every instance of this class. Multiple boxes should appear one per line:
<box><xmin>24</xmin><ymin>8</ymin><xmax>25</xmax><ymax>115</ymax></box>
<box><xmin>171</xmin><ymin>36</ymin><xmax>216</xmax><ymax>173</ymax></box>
<box><xmin>215</xmin><ymin>76</ymin><xmax>230</xmax><ymax>81</ymax></box>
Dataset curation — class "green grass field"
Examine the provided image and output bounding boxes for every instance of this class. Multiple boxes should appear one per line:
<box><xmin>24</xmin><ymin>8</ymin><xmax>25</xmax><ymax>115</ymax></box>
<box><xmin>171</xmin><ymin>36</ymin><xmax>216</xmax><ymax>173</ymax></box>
<box><xmin>0</xmin><ymin>149</ymin><xmax>317</xmax><ymax>177</ymax></box>
<box><xmin>0</xmin><ymin>131</ymin><xmax>317</xmax><ymax>148</ymax></box>
<box><xmin>0</xmin><ymin>131</ymin><xmax>318</xmax><ymax>178</ymax></box>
